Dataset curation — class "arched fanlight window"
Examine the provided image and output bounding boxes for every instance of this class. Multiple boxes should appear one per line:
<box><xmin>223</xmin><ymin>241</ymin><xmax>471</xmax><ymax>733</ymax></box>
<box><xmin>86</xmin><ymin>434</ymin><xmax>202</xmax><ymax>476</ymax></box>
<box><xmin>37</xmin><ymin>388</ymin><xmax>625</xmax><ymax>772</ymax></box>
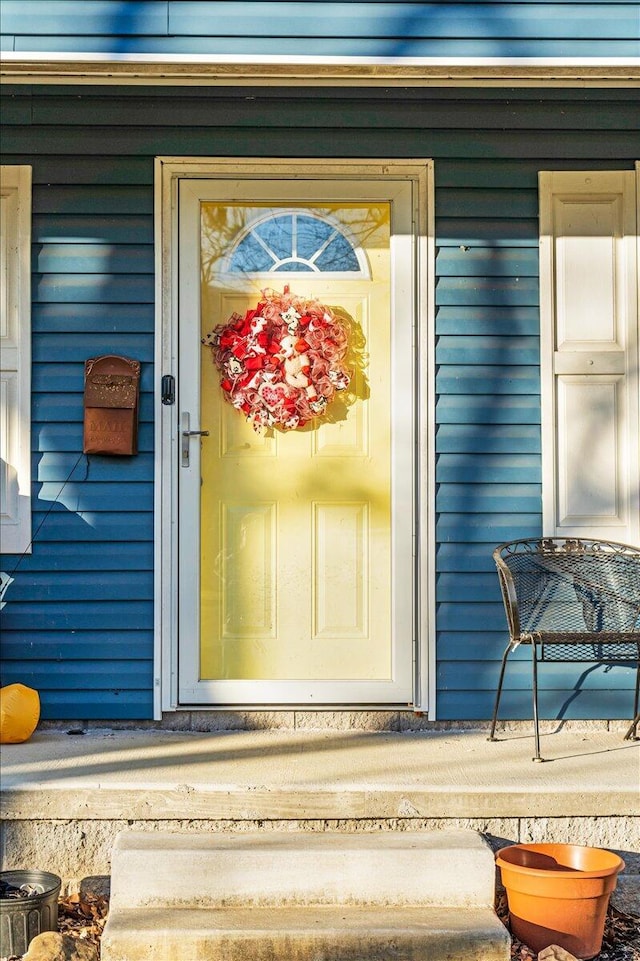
<box><xmin>225</xmin><ymin>209</ymin><xmax>370</xmax><ymax>276</ymax></box>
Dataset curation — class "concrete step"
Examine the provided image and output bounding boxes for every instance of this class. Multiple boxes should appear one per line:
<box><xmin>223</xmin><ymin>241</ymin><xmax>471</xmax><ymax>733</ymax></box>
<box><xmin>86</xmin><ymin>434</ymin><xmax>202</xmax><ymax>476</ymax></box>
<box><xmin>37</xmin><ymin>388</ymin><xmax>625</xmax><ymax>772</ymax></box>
<box><xmin>107</xmin><ymin>829</ymin><xmax>496</xmax><ymax>909</ymax></box>
<box><xmin>102</xmin><ymin>905</ymin><xmax>511</xmax><ymax>961</ymax></box>
<box><xmin>101</xmin><ymin>829</ymin><xmax>511</xmax><ymax>960</ymax></box>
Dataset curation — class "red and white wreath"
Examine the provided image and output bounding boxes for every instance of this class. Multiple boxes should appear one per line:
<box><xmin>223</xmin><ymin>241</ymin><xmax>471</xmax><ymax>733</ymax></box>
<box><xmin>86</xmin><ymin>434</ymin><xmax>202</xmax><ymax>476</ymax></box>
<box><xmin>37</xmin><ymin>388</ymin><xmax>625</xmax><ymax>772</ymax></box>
<box><xmin>202</xmin><ymin>288</ymin><xmax>351</xmax><ymax>431</ymax></box>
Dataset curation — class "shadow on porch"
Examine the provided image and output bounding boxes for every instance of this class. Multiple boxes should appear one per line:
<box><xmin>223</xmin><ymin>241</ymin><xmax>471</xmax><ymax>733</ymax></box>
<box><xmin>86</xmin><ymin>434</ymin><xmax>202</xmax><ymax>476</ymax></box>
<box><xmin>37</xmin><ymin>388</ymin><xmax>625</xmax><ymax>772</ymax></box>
<box><xmin>1</xmin><ymin>725</ymin><xmax>638</xmax><ymax>912</ymax></box>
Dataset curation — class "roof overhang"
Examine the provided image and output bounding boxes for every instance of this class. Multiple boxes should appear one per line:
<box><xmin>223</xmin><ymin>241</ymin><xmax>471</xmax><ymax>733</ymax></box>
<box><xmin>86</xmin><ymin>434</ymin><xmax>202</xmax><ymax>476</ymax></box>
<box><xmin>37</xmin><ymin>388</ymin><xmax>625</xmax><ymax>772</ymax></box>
<box><xmin>2</xmin><ymin>53</ymin><xmax>640</xmax><ymax>86</ymax></box>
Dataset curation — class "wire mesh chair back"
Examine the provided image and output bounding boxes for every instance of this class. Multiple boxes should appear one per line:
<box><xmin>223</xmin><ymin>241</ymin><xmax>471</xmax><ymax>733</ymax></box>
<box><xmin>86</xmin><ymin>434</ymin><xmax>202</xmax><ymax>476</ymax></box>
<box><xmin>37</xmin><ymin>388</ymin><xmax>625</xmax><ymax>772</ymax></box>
<box><xmin>494</xmin><ymin>538</ymin><xmax>640</xmax><ymax>662</ymax></box>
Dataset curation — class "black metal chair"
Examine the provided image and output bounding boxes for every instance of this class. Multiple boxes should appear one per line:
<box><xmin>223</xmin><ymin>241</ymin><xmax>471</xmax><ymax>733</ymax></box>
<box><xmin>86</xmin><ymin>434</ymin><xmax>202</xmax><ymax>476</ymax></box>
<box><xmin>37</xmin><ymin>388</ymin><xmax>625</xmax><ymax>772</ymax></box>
<box><xmin>489</xmin><ymin>537</ymin><xmax>640</xmax><ymax>761</ymax></box>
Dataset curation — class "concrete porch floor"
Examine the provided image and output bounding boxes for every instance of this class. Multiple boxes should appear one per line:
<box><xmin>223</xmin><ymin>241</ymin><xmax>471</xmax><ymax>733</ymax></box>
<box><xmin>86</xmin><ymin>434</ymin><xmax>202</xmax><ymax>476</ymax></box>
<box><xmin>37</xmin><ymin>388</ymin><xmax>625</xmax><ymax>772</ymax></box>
<box><xmin>1</xmin><ymin>726</ymin><xmax>639</xmax><ymax>904</ymax></box>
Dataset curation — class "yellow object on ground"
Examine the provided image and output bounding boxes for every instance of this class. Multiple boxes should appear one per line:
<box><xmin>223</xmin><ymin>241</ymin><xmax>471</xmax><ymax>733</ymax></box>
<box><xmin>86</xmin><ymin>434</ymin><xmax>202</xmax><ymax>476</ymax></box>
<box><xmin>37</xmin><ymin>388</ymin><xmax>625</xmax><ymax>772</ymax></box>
<box><xmin>0</xmin><ymin>683</ymin><xmax>40</xmax><ymax>743</ymax></box>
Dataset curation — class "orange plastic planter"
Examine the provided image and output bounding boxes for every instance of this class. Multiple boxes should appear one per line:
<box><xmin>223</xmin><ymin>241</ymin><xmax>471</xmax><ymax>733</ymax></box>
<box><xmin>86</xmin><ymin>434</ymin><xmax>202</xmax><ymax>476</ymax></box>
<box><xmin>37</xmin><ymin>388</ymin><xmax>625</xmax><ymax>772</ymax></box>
<box><xmin>496</xmin><ymin>843</ymin><xmax>624</xmax><ymax>959</ymax></box>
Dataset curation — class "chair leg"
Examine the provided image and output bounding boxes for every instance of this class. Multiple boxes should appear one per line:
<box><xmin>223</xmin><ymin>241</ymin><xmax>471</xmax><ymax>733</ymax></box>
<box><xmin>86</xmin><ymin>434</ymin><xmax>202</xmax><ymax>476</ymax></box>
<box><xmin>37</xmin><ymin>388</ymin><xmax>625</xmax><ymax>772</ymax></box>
<box><xmin>624</xmin><ymin>713</ymin><xmax>640</xmax><ymax>740</ymax></box>
<box><xmin>531</xmin><ymin>640</ymin><xmax>543</xmax><ymax>762</ymax></box>
<box><xmin>623</xmin><ymin>659</ymin><xmax>640</xmax><ymax>741</ymax></box>
<box><xmin>488</xmin><ymin>642</ymin><xmax>513</xmax><ymax>741</ymax></box>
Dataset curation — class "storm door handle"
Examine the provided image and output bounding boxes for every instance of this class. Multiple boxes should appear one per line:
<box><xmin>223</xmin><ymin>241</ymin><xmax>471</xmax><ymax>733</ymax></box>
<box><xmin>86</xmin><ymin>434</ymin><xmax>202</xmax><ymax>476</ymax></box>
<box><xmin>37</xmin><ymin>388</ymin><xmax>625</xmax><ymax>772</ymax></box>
<box><xmin>181</xmin><ymin>411</ymin><xmax>210</xmax><ymax>467</ymax></box>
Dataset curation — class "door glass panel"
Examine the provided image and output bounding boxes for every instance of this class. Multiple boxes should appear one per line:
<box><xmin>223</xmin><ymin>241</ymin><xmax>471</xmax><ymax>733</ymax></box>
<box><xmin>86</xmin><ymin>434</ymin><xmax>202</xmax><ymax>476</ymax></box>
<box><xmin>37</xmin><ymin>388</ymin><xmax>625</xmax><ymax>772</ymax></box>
<box><xmin>199</xmin><ymin>202</ymin><xmax>392</xmax><ymax>682</ymax></box>
<box><xmin>204</xmin><ymin>205</ymin><xmax>371</xmax><ymax>276</ymax></box>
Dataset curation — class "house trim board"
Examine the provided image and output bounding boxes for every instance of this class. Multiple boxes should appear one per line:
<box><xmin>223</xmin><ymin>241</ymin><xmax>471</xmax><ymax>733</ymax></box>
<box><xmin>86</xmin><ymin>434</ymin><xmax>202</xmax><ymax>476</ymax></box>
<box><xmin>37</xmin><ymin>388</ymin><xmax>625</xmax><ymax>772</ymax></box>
<box><xmin>2</xmin><ymin>54</ymin><xmax>640</xmax><ymax>87</ymax></box>
<box><xmin>154</xmin><ymin>157</ymin><xmax>435</xmax><ymax>718</ymax></box>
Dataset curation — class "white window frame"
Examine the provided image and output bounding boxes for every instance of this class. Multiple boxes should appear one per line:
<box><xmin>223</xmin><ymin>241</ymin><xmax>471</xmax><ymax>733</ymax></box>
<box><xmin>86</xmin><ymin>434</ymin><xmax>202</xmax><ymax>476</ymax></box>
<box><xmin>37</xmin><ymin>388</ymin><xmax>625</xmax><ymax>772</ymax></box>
<box><xmin>1</xmin><ymin>165</ymin><xmax>32</xmax><ymax>555</ymax></box>
<box><xmin>153</xmin><ymin>157</ymin><xmax>436</xmax><ymax>719</ymax></box>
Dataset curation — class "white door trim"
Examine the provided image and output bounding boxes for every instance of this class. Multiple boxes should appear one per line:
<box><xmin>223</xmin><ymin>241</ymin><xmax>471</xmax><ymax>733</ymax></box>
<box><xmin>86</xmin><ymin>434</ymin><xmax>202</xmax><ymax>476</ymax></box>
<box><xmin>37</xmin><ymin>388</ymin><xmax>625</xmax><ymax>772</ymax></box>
<box><xmin>154</xmin><ymin>158</ymin><xmax>435</xmax><ymax>716</ymax></box>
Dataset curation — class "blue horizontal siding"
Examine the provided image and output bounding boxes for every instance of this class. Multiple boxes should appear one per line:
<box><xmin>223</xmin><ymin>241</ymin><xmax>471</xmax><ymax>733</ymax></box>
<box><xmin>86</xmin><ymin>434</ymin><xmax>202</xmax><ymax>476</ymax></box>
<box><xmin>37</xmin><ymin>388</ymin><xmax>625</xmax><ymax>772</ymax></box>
<box><xmin>436</xmin><ymin>424</ymin><xmax>541</xmax><ymax>453</ymax></box>
<box><xmin>2</xmin><ymin>601</ymin><xmax>154</xmax><ymax>630</ymax></box>
<box><xmin>1</xmin><ymin>660</ymin><xmax>153</xmax><ymax>688</ymax></box>
<box><xmin>5</xmin><ymin>128</ymin><xmax>639</xmax><ymax>160</ymax></box>
<box><xmin>32</xmin><ymin>333</ymin><xmax>154</xmax><ymax>360</ymax></box>
<box><xmin>9</xmin><ymin>35</ymin><xmax>640</xmax><ymax>56</ymax></box>
<box><xmin>36</xmin><ymin>690</ymin><xmax>154</xmax><ymax>721</ymax></box>
<box><xmin>32</xmin><ymin>362</ymin><xmax>154</xmax><ymax>393</ymax></box>
<box><xmin>438</xmin><ymin>632</ymin><xmax>510</xmax><ymax>658</ymax></box>
<box><xmin>437</xmin><ymin>572</ymin><xmax>499</xmax><ymax>600</ymax></box>
<box><xmin>3</xmin><ymin>1</ymin><xmax>639</xmax><ymax>57</ymax></box>
<box><xmin>33</xmin><ymin>303</ymin><xmax>155</xmax><ymax>334</ymax></box>
<box><xmin>438</xmin><ymin>690</ymin><xmax>638</xmax><ymax>721</ymax></box>
<box><xmin>437</xmin><ymin>218</ymin><xmax>539</xmax><ymax>245</ymax></box>
<box><xmin>1</xmin><ymin>84</ymin><xmax>637</xmax><ymax>723</ymax></box>
<box><xmin>32</xmin><ymin>215</ymin><xmax>154</xmax><ymax>244</ymax></box>
<box><xmin>32</xmin><ymin>393</ymin><xmax>154</xmax><ymax>422</ymax></box>
<box><xmin>166</xmin><ymin>2</ymin><xmax>640</xmax><ymax>40</ymax></box>
<box><xmin>438</xmin><ymin>601</ymin><xmax>512</xmax><ymax>631</ymax></box>
<box><xmin>436</xmin><ymin>483</ymin><xmax>541</xmax><ymax>513</ymax></box>
<box><xmin>437</xmin><ymin>515</ymin><xmax>542</xmax><ymax>544</ymax></box>
<box><xmin>15</xmin><ymin>97</ymin><xmax>637</xmax><ymax>134</ymax></box>
<box><xmin>436</xmin><ymin>278</ymin><xmax>539</xmax><ymax>307</ymax></box>
<box><xmin>436</xmin><ymin>366</ymin><xmax>540</xmax><ymax>395</ymax></box>
<box><xmin>436</xmin><ymin>543</ymin><xmax>508</xmax><ymax>573</ymax></box>
<box><xmin>436</xmin><ymin>336</ymin><xmax>539</xmax><ymax>364</ymax></box>
<box><xmin>33</xmin><ymin>452</ymin><xmax>153</xmax><ymax>482</ymax></box>
<box><xmin>437</xmin><ymin>155</ymin><xmax>637</xmax><ymax>188</ymax></box>
<box><xmin>32</xmin><ymin>423</ymin><xmax>154</xmax><ymax>453</ymax></box>
<box><xmin>436</xmin><ymin>396</ymin><xmax>540</xmax><ymax>424</ymax></box>
<box><xmin>33</xmin><ymin>274</ymin><xmax>155</xmax><ymax>304</ymax></box>
<box><xmin>35</xmin><ymin>244</ymin><xmax>154</xmax><ymax>275</ymax></box>
<box><xmin>439</xmin><ymin>661</ymin><xmax>637</xmax><ymax>691</ymax></box>
<box><xmin>436</xmin><ymin>307</ymin><xmax>540</xmax><ymax>336</ymax></box>
<box><xmin>436</xmin><ymin>453</ymin><xmax>540</xmax><ymax>484</ymax></box>
<box><xmin>32</xmin><ymin>185</ymin><xmax>153</xmax><ymax>214</ymax></box>
<box><xmin>6</xmin><ymin>541</ymin><xmax>153</xmax><ymax>570</ymax></box>
<box><xmin>437</xmin><ymin>189</ymin><xmax>538</xmax><ymax>218</ymax></box>
<box><xmin>1</xmin><ymin>1</ymin><xmax>168</xmax><ymax>35</ymax></box>
<box><xmin>436</xmin><ymin>247</ymin><xmax>539</xmax><ymax>278</ymax></box>
<box><xmin>0</xmin><ymin>631</ymin><xmax>153</xmax><ymax>660</ymax></box>
<box><xmin>26</xmin><ymin>155</ymin><xmax>154</xmax><ymax>185</ymax></box>
<box><xmin>35</xmin><ymin>482</ymin><xmax>154</xmax><ymax>512</ymax></box>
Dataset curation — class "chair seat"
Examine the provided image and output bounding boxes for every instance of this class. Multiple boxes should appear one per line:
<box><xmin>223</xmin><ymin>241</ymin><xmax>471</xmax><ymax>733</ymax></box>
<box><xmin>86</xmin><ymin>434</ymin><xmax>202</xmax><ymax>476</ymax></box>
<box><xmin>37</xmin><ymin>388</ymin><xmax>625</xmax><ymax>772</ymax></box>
<box><xmin>490</xmin><ymin>537</ymin><xmax>640</xmax><ymax>760</ymax></box>
<box><xmin>516</xmin><ymin>632</ymin><xmax>639</xmax><ymax>662</ymax></box>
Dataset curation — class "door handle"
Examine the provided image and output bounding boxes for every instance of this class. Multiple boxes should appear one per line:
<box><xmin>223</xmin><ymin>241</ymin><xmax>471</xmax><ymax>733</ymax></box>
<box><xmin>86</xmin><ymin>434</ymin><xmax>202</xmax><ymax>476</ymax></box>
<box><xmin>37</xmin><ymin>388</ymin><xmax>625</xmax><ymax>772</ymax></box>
<box><xmin>181</xmin><ymin>411</ymin><xmax>209</xmax><ymax>467</ymax></box>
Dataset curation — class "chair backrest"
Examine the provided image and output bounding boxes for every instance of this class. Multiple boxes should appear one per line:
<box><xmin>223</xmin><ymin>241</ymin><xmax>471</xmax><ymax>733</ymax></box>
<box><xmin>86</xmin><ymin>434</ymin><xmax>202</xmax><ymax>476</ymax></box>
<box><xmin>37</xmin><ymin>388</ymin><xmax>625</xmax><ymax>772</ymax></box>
<box><xmin>493</xmin><ymin>537</ymin><xmax>640</xmax><ymax>638</ymax></box>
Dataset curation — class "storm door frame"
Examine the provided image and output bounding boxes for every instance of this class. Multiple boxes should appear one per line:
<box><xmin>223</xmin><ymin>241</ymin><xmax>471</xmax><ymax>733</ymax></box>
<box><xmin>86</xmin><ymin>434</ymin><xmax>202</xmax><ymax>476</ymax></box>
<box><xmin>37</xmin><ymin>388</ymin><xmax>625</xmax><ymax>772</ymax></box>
<box><xmin>153</xmin><ymin>157</ymin><xmax>435</xmax><ymax>718</ymax></box>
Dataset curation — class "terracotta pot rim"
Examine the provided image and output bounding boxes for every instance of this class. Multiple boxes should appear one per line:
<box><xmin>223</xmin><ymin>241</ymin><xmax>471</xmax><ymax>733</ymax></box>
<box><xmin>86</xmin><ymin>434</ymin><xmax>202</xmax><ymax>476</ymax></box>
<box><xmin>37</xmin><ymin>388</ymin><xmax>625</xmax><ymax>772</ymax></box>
<box><xmin>496</xmin><ymin>843</ymin><xmax>624</xmax><ymax>880</ymax></box>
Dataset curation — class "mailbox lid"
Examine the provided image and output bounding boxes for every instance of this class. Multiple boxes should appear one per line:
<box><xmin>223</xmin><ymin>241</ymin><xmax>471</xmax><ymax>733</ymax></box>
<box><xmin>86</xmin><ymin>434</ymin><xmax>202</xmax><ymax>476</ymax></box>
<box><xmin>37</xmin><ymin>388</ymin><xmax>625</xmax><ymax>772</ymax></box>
<box><xmin>84</xmin><ymin>355</ymin><xmax>141</xmax><ymax>410</ymax></box>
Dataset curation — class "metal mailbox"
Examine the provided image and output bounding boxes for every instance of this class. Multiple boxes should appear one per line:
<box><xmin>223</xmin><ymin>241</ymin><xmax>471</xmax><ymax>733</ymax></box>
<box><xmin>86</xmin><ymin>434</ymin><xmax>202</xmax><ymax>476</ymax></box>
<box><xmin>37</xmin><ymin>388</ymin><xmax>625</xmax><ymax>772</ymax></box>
<box><xmin>83</xmin><ymin>355</ymin><xmax>141</xmax><ymax>456</ymax></box>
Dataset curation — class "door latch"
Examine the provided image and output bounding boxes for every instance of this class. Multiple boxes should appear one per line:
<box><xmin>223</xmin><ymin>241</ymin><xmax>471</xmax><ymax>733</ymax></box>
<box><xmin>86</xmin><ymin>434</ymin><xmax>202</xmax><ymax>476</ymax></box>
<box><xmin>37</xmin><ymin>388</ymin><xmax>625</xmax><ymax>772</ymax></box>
<box><xmin>161</xmin><ymin>374</ymin><xmax>175</xmax><ymax>405</ymax></box>
<box><xmin>181</xmin><ymin>411</ymin><xmax>209</xmax><ymax>467</ymax></box>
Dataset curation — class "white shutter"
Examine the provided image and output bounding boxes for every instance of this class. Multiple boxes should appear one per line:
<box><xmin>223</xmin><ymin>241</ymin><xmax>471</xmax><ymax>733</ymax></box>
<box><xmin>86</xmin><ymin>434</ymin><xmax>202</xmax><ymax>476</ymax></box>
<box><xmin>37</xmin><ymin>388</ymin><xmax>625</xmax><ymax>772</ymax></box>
<box><xmin>0</xmin><ymin>165</ymin><xmax>32</xmax><ymax>555</ymax></box>
<box><xmin>539</xmin><ymin>170</ymin><xmax>639</xmax><ymax>544</ymax></box>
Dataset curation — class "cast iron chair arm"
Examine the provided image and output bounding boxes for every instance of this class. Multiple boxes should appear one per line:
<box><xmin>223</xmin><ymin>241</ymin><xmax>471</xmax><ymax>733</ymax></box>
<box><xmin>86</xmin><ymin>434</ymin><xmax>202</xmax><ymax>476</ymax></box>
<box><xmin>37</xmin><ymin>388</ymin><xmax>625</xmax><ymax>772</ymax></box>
<box><xmin>493</xmin><ymin>551</ymin><xmax>521</xmax><ymax>643</ymax></box>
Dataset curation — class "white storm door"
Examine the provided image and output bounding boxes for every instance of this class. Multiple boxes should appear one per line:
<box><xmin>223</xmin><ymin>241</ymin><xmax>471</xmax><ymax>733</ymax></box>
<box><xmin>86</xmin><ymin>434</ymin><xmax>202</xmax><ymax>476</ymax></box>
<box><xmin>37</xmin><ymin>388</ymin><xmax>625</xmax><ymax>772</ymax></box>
<box><xmin>177</xmin><ymin>177</ymin><xmax>416</xmax><ymax>705</ymax></box>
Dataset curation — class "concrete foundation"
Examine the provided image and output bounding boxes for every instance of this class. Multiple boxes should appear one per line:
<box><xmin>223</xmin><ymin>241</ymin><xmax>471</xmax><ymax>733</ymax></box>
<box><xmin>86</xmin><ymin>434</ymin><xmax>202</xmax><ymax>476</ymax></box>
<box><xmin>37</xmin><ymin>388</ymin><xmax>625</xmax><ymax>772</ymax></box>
<box><xmin>2</xmin><ymin>727</ymin><xmax>638</xmax><ymax>914</ymax></box>
<box><xmin>2</xmin><ymin>816</ymin><xmax>638</xmax><ymax>892</ymax></box>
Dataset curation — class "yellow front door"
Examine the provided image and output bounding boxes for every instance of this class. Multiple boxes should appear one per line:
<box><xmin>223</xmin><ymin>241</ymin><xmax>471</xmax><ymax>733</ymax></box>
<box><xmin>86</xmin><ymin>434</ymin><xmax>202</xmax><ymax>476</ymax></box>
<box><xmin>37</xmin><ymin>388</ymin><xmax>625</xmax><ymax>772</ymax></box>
<box><xmin>178</xmin><ymin>179</ymin><xmax>415</xmax><ymax>704</ymax></box>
